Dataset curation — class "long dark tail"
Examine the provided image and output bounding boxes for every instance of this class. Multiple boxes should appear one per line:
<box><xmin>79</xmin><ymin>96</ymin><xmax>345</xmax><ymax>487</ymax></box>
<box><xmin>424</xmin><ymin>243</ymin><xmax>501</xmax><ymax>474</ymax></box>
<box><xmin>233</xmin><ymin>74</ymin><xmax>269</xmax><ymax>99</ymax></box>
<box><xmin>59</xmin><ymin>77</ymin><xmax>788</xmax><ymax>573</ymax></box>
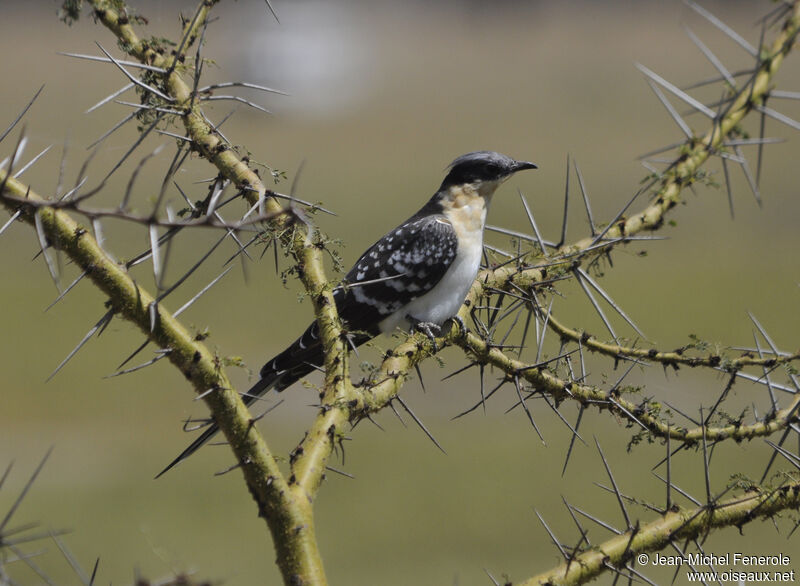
<box><xmin>154</xmin><ymin>372</ymin><xmax>283</xmax><ymax>479</ymax></box>
<box><xmin>156</xmin><ymin>321</ymin><xmax>369</xmax><ymax>478</ymax></box>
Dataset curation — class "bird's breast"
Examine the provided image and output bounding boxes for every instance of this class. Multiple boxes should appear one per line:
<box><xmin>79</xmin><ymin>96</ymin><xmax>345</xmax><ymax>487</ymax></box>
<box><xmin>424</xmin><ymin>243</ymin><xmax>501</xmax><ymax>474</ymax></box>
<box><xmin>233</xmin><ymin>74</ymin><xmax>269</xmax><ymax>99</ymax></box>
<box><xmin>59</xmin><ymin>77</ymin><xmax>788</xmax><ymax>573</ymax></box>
<box><xmin>440</xmin><ymin>186</ymin><xmax>489</xmax><ymax>243</ymax></box>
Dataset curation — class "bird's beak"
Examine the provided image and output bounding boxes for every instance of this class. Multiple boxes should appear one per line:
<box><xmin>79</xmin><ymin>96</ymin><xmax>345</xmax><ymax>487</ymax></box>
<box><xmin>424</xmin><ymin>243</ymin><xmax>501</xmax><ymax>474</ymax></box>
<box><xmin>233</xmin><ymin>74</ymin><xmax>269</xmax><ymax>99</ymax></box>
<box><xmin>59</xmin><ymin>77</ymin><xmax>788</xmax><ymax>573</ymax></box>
<box><xmin>512</xmin><ymin>161</ymin><xmax>538</xmax><ymax>173</ymax></box>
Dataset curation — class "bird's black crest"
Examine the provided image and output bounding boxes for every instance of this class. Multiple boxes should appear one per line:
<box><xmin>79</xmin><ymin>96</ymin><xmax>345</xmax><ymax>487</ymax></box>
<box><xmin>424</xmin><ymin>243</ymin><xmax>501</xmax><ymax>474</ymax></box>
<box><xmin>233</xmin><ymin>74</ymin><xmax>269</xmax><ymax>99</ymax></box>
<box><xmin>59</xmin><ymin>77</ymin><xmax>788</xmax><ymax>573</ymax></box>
<box><xmin>440</xmin><ymin>150</ymin><xmax>535</xmax><ymax>190</ymax></box>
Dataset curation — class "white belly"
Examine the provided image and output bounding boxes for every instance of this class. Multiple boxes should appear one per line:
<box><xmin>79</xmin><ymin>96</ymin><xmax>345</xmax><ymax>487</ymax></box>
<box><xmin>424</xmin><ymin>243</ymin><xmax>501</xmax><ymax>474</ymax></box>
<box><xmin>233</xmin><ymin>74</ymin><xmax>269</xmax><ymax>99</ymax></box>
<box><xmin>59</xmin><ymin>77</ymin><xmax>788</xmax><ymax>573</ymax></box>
<box><xmin>378</xmin><ymin>224</ymin><xmax>483</xmax><ymax>333</ymax></box>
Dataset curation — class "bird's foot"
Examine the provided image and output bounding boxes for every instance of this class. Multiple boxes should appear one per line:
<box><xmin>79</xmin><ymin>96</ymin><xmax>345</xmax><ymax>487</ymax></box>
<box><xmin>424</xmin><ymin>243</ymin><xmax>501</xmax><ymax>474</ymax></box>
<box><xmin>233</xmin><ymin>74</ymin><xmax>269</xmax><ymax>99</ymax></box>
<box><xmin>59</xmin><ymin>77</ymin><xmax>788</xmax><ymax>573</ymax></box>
<box><xmin>444</xmin><ymin>315</ymin><xmax>468</xmax><ymax>338</ymax></box>
<box><xmin>407</xmin><ymin>315</ymin><xmax>442</xmax><ymax>351</ymax></box>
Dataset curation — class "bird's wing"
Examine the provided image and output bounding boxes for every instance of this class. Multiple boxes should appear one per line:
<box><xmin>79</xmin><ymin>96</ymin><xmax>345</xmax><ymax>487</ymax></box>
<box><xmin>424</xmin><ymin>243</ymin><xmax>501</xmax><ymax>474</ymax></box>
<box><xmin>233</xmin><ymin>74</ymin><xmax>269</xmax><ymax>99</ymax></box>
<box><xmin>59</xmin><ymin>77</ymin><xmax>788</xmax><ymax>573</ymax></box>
<box><xmin>336</xmin><ymin>213</ymin><xmax>459</xmax><ymax>332</ymax></box>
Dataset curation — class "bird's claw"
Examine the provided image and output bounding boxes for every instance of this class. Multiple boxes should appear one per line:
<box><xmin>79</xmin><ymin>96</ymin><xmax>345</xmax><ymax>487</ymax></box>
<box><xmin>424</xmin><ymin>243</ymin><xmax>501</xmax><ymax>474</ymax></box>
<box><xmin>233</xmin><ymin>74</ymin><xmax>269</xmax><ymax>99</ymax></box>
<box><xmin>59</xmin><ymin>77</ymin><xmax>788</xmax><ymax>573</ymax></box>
<box><xmin>407</xmin><ymin>315</ymin><xmax>467</xmax><ymax>351</ymax></box>
<box><xmin>445</xmin><ymin>315</ymin><xmax>468</xmax><ymax>338</ymax></box>
<box><xmin>407</xmin><ymin>315</ymin><xmax>442</xmax><ymax>351</ymax></box>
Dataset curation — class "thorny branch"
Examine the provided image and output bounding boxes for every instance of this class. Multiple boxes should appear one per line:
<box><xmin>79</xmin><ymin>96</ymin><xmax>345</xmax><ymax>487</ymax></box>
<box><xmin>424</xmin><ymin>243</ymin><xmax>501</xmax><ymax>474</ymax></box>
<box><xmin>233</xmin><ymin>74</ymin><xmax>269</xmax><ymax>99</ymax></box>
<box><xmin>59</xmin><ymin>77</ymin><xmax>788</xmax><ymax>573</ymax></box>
<box><xmin>525</xmin><ymin>476</ymin><xmax>800</xmax><ymax>586</ymax></box>
<box><xmin>3</xmin><ymin>1</ymin><xmax>335</xmax><ymax>583</ymax></box>
<box><xmin>1</xmin><ymin>1</ymin><xmax>799</xmax><ymax>585</ymax></box>
<box><xmin>0</xmin><ymin>167</ymin><xmax>321</xmax><ymax>583</ymax></box>
<box><xmin>546</xmin><ymin>312</ymin><xmax>800</xmax><ymax>371</ymax></box>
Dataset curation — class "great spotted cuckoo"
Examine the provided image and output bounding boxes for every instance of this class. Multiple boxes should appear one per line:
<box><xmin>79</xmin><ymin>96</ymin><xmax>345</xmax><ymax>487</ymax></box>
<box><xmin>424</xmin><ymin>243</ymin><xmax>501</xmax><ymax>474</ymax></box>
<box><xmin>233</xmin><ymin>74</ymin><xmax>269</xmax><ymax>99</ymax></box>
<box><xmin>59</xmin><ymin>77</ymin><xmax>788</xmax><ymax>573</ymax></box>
<box><xmin>158</xmin><ymin>150</ymin><xmax>536</xmax><ymax>476</ymax></box>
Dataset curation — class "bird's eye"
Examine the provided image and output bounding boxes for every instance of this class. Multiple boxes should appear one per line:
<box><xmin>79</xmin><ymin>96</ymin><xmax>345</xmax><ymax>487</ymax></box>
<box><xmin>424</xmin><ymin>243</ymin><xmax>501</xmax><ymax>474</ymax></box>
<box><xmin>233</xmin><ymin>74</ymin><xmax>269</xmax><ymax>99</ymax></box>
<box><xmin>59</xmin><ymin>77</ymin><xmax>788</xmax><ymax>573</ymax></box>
<box><xmin>485</xmin><ymin>164</ymin><xmax>501</xmax><ymax>177</ymax></box>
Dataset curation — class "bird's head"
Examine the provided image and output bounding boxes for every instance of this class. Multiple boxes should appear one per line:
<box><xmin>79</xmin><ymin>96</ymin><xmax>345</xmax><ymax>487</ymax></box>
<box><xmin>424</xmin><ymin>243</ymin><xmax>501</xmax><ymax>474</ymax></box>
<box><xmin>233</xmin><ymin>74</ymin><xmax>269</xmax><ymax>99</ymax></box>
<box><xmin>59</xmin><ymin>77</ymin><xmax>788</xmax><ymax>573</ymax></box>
<box><xmin>439</xmin><ymin>151</ymin><xmax>537</xmax><ymax>197</ymax></box>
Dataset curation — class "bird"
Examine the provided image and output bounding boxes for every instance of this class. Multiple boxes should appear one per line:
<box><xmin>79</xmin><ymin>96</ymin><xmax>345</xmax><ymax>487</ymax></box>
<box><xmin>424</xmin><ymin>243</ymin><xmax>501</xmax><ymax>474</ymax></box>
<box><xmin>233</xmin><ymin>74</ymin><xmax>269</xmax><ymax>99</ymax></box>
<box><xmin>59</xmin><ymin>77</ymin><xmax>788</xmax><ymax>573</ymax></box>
<box><xmin>157</xmin><ymin>150</ymin><xmax>536</xmax><ymax>477</ymax></box>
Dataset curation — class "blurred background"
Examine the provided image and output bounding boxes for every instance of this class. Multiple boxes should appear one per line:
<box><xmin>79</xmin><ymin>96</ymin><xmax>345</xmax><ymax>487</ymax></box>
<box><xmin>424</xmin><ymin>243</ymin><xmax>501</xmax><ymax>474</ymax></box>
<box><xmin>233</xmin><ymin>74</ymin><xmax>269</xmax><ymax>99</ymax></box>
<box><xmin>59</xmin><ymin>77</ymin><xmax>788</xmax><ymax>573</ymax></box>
<box><xmin>1</xmin><ymin>1</ymin><xmax>799</xmax><ymax>584</ymax></box>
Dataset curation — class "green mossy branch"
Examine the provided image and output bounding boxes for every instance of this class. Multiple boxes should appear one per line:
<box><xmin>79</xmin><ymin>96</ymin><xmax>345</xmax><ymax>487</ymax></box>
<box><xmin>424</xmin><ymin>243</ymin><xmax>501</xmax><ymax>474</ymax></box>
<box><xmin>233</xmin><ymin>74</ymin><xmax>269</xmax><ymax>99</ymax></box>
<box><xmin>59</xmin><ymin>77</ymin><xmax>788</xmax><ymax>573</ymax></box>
<box><xmin>88</xmin><ymin>0</ymin><xmax>283</xmax><ymax>221</ymax></box>
<box><xmin>545</xmin><ymin>312</ymin><xmax>800</xmax><ymax>372</ymax></box>
<box><xmin>286</xmin><ymin>237</ymin><xmax>358</xmax><ymax>500</ymax></box>
<box><xmin>460</xmin><ymin>330</ymin><xmax>800</xmax><ymax>445</ymax></box>
<box><xmin>524</xmin><ymin>477</ymin><xmax>800</xmax><ymax>586</ymax></box>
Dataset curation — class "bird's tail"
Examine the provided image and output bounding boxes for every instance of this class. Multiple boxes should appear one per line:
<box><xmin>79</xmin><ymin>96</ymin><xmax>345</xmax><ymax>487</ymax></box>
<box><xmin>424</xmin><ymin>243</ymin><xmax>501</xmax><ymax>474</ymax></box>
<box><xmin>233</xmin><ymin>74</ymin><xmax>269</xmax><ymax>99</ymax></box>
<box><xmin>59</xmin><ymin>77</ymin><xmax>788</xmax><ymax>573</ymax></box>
<box><xmin>154</xmin><ymin>373</ymin><xmax>281</xmax><ymax>479</ymax></box>
<box><xmin>155</xmin><ymin>322</ymin><xmax>328</xmax><ymax>478</ymax></box>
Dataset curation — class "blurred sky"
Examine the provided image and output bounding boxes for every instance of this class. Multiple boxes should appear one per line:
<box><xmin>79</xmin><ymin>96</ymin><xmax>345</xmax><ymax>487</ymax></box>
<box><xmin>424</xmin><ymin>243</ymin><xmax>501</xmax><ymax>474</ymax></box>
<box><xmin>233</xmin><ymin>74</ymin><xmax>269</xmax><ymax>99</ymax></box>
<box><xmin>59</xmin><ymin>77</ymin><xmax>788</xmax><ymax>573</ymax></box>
<box><xmin>1</xmin><ymin>1</ymin><xmax>799</xmax><ymax>585</ymax></box>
